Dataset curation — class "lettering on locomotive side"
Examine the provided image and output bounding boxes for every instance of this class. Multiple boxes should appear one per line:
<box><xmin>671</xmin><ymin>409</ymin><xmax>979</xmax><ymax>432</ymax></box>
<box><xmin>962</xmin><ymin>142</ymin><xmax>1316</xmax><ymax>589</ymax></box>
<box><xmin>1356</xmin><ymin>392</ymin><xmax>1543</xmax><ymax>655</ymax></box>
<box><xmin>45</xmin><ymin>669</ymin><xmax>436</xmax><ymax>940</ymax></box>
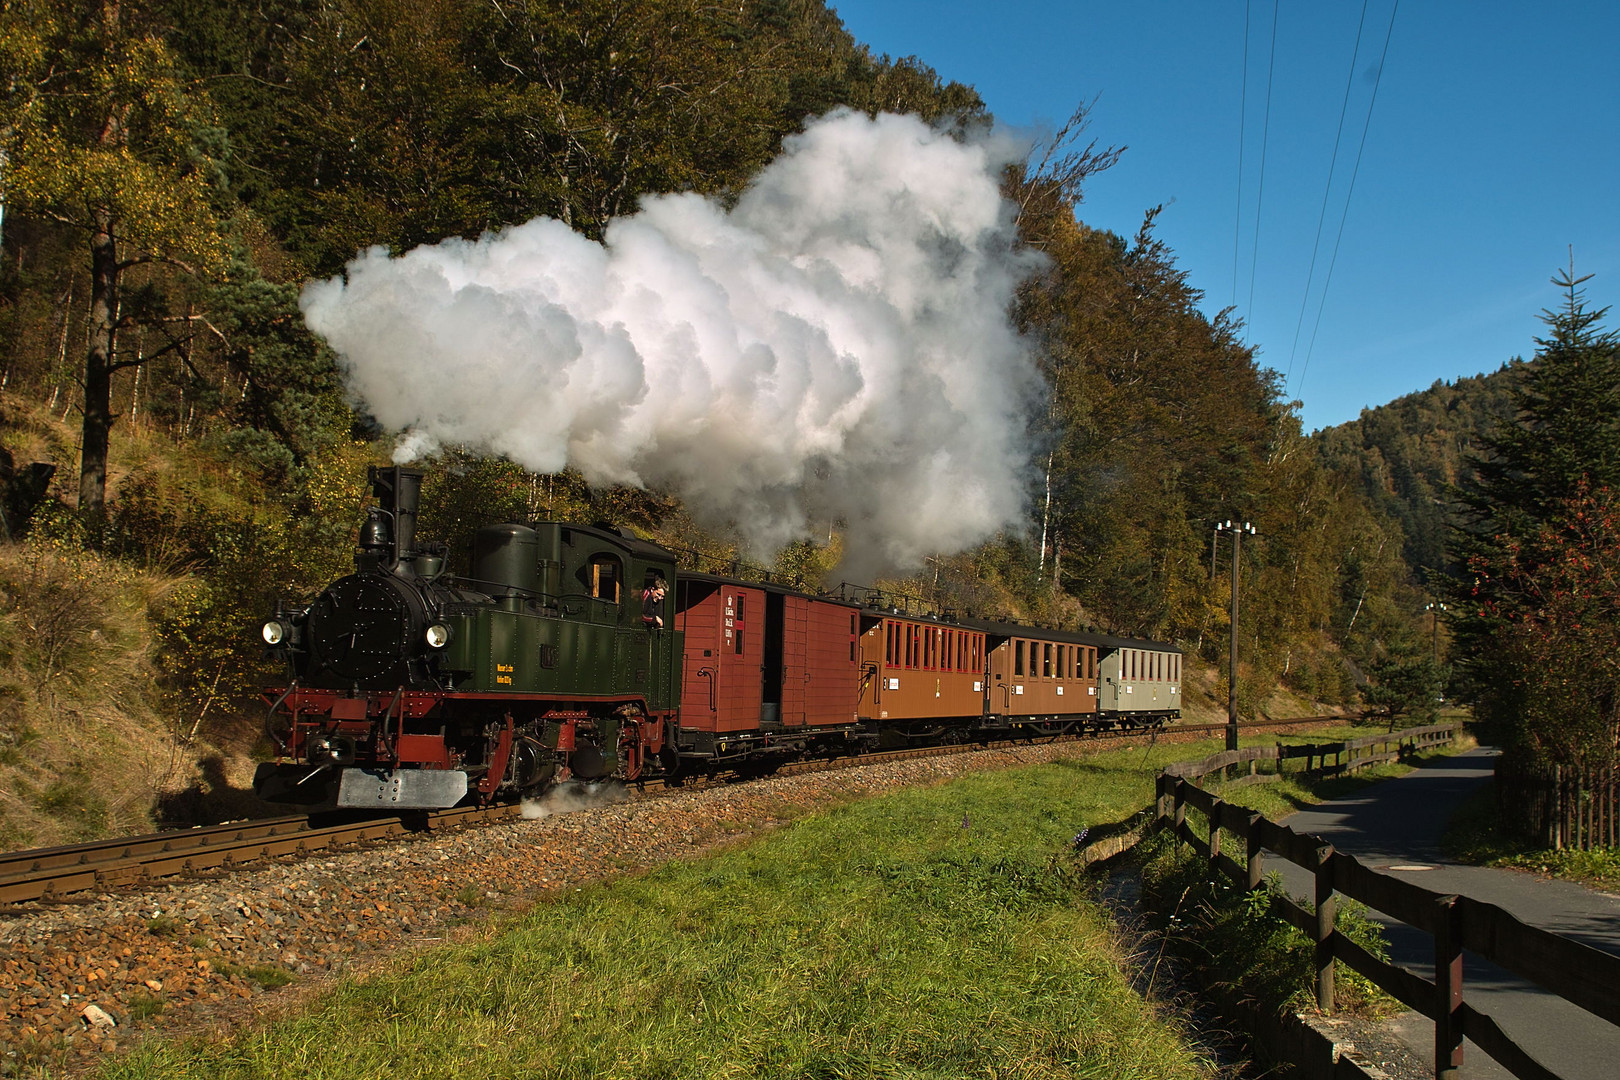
<box><xmin>497</xmin><ymin>663</ymin><xmax>514</xmax><ymax>672</ymax></box>
<box><xmin>497</xmin><ymin>675</ymin><xmax>513</xmax><ymax>685</ymax></box>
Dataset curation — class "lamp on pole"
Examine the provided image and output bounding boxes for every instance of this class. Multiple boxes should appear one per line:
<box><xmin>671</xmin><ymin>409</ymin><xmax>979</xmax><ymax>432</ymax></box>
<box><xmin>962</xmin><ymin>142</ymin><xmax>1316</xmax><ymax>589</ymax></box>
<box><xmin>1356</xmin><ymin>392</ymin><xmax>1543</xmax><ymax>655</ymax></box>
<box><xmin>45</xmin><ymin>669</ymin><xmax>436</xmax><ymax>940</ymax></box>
<box><xmin>1215</xmin><ymin>520</ymin><xmax>1256</xmax><ymax>751</ymax></box>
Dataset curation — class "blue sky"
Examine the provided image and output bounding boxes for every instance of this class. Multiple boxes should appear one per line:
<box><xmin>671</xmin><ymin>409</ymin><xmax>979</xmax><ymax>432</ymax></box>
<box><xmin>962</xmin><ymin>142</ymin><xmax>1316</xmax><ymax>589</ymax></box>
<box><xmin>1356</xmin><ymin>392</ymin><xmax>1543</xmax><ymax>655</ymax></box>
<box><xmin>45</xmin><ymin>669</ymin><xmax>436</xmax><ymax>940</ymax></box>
<box><xmin>831</xmin><ymin>1</ymin><xmax>1620</xmax><ymax>431</ymax></box>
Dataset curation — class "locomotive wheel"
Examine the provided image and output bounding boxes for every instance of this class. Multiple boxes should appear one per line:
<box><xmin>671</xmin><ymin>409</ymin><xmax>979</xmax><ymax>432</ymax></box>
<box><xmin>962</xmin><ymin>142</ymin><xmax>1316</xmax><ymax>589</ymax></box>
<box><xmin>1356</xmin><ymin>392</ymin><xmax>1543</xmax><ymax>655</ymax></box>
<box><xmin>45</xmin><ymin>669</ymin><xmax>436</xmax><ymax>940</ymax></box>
<box><xmin>511</xmin><ymin>736</ymin><xmax>557</xmax><ymax>793</ymax></box>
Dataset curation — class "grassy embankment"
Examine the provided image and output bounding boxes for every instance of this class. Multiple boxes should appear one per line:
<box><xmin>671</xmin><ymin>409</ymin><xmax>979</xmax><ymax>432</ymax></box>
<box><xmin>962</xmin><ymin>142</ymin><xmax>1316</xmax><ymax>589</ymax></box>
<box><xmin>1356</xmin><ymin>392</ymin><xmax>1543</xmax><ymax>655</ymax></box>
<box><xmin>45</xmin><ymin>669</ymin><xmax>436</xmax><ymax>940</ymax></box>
<box><xmin>91</xmin><ymin>726</ymin><xmax>1416</xmax><ymax>1080</ymax></box>
<box><xmin>0</xmin><ymin>537</ymin><xmax>178</xmax><ymax>848</ymax></box>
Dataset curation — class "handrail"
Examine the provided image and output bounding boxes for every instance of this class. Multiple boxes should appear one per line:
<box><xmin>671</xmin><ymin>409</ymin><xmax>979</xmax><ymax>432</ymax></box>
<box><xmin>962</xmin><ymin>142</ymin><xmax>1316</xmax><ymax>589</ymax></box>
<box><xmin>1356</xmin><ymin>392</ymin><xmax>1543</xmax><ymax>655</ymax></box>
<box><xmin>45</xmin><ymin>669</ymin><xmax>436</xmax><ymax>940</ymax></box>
<box><xmin>1154</xmin><ymin>723</ymin><xmax>1619</xmax><ymax>1080</ymax></box>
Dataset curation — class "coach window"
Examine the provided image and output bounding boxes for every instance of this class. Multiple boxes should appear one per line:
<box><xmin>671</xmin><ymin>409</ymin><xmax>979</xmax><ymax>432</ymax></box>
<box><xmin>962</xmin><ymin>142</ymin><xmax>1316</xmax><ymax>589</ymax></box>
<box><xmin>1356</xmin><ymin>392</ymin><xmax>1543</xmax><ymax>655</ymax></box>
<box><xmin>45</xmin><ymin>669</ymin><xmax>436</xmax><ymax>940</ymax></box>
<box><xmin>1015</xmin><ymin>640</ymin><xmax>1026</xmax><ymax>676</ymax></box>
<box><xmin>587</xmin><ymin>555</ymin><xmax>622</xmax><ymax>603</ymax></box>
<box><xmin>734</xmin><ymin>595</ymin><xmax>746</xmax><ymax>654</ymax></box>
<box><xmin>1042</xmin><ymin>643</ymin><xmax>1052</xmax><ymax>678</ymax></box>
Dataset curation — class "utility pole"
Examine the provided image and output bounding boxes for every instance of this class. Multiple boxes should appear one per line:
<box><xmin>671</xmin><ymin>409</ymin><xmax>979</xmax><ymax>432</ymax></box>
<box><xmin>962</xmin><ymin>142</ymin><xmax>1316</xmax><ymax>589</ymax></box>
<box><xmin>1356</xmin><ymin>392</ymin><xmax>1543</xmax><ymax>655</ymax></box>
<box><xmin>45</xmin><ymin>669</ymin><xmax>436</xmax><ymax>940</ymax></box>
<box><xmin>1215</xmin><ymin>520</ymin><xmax>1256</xmax><ymax>751</ymax></box>
<box><xmin>1425</xmin><ymin>601</ymin><xmax>1447</xmax><ymax>664</ymax></box>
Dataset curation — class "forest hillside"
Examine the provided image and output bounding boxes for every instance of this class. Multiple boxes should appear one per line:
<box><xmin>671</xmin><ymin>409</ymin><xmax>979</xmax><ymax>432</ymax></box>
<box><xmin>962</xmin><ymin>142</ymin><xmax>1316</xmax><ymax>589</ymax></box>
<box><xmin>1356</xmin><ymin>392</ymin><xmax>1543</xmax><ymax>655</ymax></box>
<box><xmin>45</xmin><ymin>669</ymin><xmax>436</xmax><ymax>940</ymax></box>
<box><xmin>0</xmin><ymin>0</ymin><xmax>1468</xmax><ymax>846</ymax></box>
<box><xmin>1313</xmin><ymin>366</ymin><xmax>1521</xmax><ymax>578</ymax></box>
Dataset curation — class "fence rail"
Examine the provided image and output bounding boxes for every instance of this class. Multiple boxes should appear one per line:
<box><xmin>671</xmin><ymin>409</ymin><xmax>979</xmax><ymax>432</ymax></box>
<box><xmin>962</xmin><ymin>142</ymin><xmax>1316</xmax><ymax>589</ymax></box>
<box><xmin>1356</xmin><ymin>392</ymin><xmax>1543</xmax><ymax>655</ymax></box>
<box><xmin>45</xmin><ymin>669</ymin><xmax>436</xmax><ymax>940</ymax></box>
<box><xmin>1494</xmin><ymin>758</ymin><xmax>1620</xmax><ymax>851</ymax></box>
<box><xmin>1156</xmin><ymin>723</ymin><xmax>1620</xmax><ymax>1080</ymax></box>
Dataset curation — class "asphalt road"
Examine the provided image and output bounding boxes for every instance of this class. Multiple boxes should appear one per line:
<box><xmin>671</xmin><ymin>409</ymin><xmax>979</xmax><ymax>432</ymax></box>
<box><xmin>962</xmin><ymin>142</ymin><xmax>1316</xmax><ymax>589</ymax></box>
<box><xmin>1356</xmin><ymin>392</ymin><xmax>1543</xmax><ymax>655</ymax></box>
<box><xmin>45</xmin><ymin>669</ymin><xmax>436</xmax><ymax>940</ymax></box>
<box><xmin>1263</xmin><ymin>745</ymin><xmax>1620</xmax><ymax>1080</ymax></box>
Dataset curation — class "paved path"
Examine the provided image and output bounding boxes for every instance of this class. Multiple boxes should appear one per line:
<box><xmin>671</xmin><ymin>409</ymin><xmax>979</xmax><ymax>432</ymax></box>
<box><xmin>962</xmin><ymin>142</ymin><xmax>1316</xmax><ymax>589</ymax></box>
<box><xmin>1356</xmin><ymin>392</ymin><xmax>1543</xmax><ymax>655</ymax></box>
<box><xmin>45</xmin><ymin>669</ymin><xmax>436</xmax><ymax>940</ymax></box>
<box><xmin>1263</xmin><ymin>746</ymin><xmax>1620</xmax><ymax>1080</ymax></box>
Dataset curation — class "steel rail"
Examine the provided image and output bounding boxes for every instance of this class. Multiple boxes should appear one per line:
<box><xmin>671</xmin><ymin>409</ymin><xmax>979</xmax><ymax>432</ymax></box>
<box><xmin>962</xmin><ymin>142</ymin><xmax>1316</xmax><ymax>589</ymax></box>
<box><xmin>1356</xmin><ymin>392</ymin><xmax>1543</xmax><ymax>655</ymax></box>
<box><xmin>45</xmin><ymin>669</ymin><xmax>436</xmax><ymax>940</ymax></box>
<box><xmin>1</xmin><ymin>714</ymin><xmax>1350</xmax><ymax>906</ymax></box>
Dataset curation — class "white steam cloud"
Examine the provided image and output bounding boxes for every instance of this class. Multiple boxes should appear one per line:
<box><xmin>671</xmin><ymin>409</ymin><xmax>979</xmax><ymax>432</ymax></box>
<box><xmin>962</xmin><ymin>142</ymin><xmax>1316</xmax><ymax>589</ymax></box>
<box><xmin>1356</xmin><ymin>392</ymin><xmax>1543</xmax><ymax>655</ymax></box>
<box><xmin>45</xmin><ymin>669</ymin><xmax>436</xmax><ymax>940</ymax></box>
<box><xmin>302</xmin><ymin>110</ymin><xmax>1044</xmax><ymax>572</ymax></box>
<box><xmin>520</xmin><ymin>780</ymin><xmax>630</xmax><ymax>820</ymax></box>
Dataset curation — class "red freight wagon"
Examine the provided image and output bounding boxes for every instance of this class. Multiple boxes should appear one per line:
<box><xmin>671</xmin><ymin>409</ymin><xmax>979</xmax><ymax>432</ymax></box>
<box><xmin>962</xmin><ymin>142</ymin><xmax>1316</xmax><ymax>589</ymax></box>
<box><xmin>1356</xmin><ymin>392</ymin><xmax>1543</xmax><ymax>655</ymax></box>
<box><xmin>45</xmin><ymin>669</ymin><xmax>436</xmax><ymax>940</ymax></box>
<box><xmin>673</xmin><ymin>574</ymin><xmax>862</xmax><ymax>769</ymax></box>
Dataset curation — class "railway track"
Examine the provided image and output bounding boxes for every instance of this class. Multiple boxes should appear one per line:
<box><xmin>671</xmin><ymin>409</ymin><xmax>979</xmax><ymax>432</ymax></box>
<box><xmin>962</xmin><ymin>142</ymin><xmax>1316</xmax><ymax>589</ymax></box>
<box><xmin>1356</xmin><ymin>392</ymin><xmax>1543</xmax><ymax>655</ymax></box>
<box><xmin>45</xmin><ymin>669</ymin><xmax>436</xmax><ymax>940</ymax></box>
<box><xmin>0</xmin><ymin>714</ymin><xmax>1348</xmax><ymax>906</ymax></box>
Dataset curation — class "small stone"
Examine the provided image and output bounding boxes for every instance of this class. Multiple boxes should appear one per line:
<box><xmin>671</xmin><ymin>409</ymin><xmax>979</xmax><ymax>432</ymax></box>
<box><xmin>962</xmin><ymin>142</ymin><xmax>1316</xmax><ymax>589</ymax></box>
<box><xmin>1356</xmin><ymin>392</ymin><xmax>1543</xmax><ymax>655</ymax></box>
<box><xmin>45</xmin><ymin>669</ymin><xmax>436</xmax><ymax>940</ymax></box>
<box><xmin>80</xmin><ymin>1004</ymin><xmax>116</xmax><ymax>1032</ymax></box>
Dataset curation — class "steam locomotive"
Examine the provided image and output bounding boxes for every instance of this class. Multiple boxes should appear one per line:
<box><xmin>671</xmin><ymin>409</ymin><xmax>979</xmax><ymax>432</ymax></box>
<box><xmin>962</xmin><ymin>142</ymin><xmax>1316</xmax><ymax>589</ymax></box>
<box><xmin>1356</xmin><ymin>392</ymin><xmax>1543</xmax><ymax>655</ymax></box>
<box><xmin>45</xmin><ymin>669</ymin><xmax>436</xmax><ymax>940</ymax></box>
<box><xmin>253</xmin><ymin>467</ymin><xmax>1182</xmax><ymax>811</ymax></box>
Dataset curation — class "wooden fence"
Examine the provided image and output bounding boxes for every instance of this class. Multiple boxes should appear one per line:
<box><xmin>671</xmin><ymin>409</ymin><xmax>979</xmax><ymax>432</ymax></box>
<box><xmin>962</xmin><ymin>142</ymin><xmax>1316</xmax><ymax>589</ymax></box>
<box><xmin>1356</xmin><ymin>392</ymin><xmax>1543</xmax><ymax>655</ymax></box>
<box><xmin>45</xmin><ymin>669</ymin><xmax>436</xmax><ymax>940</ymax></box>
<box><xmin>1494</xmin><ymin>758</ymin><xmax>1620</xmax><ymax>851</ymax></box>
<box><xmin>1156</xmin><ymin>724</ymin><xmax>1620</xmax><ymax>1080</ymax></box>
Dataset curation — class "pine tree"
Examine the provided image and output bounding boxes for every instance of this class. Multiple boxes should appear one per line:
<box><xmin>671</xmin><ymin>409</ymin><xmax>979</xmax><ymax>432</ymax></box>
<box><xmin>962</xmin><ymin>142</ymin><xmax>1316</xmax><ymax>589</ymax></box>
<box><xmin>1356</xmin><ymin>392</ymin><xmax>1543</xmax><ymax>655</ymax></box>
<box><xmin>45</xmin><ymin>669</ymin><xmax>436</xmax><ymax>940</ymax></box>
<box><xmin>1447</xmin><ymin>268</ymin><xmax>1620</xmax><ymax>767</ymax></box>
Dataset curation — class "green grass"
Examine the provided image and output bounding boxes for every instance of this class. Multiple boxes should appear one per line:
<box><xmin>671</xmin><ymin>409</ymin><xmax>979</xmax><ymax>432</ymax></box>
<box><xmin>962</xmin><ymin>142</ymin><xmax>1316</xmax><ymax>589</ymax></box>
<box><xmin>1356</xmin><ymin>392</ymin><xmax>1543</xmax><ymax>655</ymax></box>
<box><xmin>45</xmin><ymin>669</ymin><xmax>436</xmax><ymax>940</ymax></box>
<box><xmin>97</xmin><ymin>740</ymin><xmax>1231</xmax><ymax>1080</ymax></box>
<box><xmin>89</xmin><ymin>726</ymin><xmax>1442</xmax><ymax>1079</ymax></box>
<box><xmin>1444</xmin><ymin>786</ymin><xmax>1620</xmax><ymax>891</ymax></box>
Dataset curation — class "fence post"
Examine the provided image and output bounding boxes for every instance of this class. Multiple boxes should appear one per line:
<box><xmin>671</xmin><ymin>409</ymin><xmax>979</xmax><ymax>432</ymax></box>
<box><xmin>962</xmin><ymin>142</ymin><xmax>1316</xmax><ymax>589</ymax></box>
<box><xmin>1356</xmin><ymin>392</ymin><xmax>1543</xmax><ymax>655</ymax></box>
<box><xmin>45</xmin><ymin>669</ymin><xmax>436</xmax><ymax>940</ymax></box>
<box><xmin>1172</xmin><ymin>779</ymin><xmax>1186</xmax><ymax>843</ymax></box>
<box><xmin>1208</xmin><ymin>798</ymin><xmax>1223</xmax><ymax>873</ymax></box>
<box><xmin>1314</xmin><ymin>843</ymin><xmax>1336</xmax><ymax>1012</ymax></box>
<box><xmin>1433</xmin><ymin>894</ymin><xmax>1464</xmax><ymax>1080</ymax></box>
<box><xmin>1245</xmin><ymin>812</ymin><xmax>1264</xmax><ymax>890</ymax></box>
<box><xmin>1155</xmin><ymin>772</ymin><xmax>1166</xmax><ymax>825</ymax></box>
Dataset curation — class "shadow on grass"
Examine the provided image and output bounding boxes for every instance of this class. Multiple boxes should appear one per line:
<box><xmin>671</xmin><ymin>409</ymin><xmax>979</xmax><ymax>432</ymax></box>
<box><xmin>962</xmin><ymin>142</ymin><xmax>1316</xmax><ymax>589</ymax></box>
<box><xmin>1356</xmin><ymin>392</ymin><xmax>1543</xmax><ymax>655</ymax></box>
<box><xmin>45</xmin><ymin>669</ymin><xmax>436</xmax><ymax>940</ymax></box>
<box><xmin>156</xmin><ymin>753</ymin><xmax>286</xmax><ymax>826</ymax></box>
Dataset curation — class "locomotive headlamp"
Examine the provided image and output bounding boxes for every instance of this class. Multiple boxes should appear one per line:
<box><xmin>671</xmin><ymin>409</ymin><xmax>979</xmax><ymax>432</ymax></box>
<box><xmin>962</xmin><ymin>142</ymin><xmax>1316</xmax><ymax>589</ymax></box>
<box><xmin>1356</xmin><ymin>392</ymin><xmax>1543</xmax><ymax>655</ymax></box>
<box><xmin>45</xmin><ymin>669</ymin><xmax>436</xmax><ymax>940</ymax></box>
<box><xmin>262</xmin><ymin>620</ymin><xmax>288</xmax><ymax>646</ymax></box>
<box><xmin>425</xmin><ymin>622</ymin><xmax>451</xmax><ymax>649</ymax></box>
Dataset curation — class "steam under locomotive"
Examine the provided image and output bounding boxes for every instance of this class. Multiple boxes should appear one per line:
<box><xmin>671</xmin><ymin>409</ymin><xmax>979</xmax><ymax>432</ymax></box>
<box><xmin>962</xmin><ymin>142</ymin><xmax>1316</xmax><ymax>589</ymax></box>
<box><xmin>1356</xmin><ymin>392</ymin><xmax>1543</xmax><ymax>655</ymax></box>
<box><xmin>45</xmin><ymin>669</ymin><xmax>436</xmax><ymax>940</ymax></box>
<box><xmin>254</xmin><ymin>467</ymin><xmax>1181</xmax><ymax>811</ymax></box>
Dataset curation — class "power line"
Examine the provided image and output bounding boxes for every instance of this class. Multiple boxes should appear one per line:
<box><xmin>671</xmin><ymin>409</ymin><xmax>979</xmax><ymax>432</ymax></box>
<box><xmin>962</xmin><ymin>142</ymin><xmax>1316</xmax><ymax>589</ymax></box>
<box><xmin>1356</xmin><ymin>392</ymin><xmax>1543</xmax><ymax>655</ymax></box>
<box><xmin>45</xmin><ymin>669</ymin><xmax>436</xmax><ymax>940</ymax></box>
<box><xmin>1296</xmin><ymin>0</ymin><xmax>1401</xmax><ymax>402</ymax></box>
<box><xmin>1284</xmin><ymin>0</ymin><xmax>1372</xmax><ymax>392</ymax></box>
<box><xmin>1242</xmin><ymin>0</ymin><xmax>1281</xmax><ymax>339</ymax></box>
<box><xmin>1230</xmin><ymin>0</ymin><xmax>1252</xmax><ymax>312</ymax></box>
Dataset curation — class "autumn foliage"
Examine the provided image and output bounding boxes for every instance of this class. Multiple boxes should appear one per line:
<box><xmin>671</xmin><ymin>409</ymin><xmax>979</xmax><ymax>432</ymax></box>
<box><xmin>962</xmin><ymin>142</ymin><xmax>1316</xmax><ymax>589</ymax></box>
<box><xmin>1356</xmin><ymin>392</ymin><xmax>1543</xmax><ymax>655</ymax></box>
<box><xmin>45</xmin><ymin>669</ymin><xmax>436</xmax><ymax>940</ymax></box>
<box><xmin>1466</xmin><ymin>483</ymin><xmax>1620</xmax><ymax>769</ymax></box>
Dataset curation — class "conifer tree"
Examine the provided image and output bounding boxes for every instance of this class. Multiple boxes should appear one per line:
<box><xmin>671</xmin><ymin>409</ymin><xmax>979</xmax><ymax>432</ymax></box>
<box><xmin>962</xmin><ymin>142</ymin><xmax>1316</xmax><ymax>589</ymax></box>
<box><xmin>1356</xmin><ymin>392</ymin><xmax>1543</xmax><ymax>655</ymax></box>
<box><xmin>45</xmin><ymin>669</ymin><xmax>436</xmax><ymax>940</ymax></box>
<box><xmin>1447</xmin><ymin>268</ymin><xmax>1620</xmax><ymax>767</ymax></box>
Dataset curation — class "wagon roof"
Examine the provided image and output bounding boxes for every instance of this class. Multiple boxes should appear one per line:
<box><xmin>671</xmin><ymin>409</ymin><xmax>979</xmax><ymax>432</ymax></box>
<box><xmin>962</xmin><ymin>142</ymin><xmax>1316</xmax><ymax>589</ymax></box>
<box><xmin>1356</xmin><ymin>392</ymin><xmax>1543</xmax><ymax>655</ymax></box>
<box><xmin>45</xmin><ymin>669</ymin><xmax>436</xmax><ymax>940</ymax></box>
<box><xmin>952</xmin><ymin>615</ymin><xmax>1181</xmax><ymax>654</ymax></box>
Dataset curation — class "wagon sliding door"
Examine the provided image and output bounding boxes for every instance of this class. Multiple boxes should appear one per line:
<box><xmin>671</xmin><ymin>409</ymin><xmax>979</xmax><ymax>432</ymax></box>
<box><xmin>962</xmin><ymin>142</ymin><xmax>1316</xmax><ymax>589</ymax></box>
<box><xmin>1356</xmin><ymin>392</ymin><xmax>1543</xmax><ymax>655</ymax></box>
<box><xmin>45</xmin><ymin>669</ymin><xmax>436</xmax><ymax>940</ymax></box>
<box><xmin>775</xmin><ymin>596</ymin><xmax>859</xmax><ymax>727</ymax></box>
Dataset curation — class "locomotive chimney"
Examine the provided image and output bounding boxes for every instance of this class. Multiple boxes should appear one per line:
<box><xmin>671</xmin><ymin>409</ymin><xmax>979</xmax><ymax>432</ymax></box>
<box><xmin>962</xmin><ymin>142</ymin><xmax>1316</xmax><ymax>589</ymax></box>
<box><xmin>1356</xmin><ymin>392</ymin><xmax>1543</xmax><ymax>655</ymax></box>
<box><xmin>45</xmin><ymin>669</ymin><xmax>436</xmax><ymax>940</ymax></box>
<box><xmin>367</xmin><ymin>466</ymin><xmax>424</xmax><ymax>571</ymax></box>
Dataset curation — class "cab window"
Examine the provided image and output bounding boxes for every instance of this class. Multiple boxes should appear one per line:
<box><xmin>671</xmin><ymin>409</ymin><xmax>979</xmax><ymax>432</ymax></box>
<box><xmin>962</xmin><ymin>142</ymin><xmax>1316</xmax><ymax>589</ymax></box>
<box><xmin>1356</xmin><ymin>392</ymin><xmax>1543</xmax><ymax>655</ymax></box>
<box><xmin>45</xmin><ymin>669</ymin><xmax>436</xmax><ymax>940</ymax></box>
<box><xmin>587</xmin><ymin>556</ymin><xmax>622</xmax><ymax>603</ymax></box>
